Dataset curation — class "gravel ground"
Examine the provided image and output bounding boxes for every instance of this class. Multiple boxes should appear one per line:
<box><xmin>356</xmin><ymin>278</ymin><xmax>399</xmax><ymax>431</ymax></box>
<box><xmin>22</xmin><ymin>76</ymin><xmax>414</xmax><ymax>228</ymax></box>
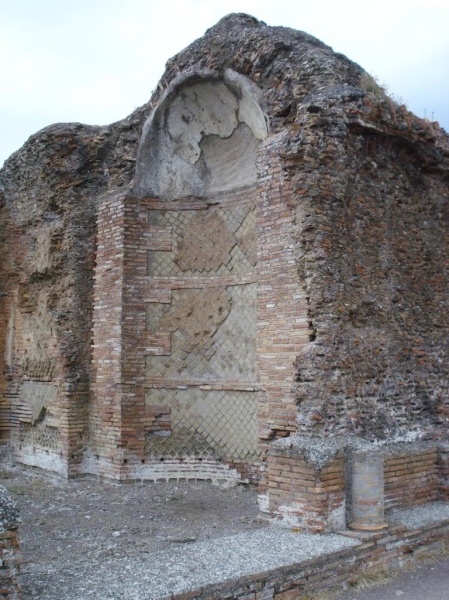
<box><xmin>387</xmin><ymin>501</ymin><xmax>449</xmax><ymax>530</ymax></box>
<box><xmin>1</xmin><ymin>465</ymin><xmax>360</xmax><ymax>600</ymax></box>
<box><xmin>0</xmin><ymin>465</ymin><xmax>266</xmax><ymax>599</ymax></box>
<box><xmin>2</xmin><ymin>466</ymin><xmax>448</xmax><ymax>600</ymax></box>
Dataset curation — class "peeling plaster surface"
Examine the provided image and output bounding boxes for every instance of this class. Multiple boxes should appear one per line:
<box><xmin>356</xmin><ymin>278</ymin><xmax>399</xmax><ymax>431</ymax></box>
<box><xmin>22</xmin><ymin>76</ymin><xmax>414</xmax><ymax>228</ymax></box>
<box><xmin>15</xmin><ymin>447</ymin><xmax>66</xmax><ymax>477</ymax></box>
<box><xmin>167</xmin><ymin>82</ymin><xmax>239</xmax><ymax>164</ymax></box>
<box><xmin>133</xmin><ymin>69</ymin><xmax>268</xmax><ymax>198</ymax></box>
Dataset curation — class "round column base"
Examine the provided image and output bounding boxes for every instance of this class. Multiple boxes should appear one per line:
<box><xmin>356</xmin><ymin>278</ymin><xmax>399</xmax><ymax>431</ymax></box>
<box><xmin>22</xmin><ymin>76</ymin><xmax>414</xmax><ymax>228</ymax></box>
<box><xmin>348</xmin><ymin>521</ymin><xmax>388</xmax><ymax>532</ymax></box>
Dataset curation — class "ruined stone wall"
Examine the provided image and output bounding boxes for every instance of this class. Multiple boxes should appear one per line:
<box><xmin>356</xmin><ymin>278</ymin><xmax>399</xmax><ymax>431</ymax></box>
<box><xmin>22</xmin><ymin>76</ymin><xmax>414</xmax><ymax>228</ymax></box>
<box><xmin>0</xmin><ymin>205</ymin><xmax>15</xmax><ymax>445</ymax></box>
<box><xmin>0</xmin><ymin>101</ymin><xmax>149</xmax><ymax>474</ymax></box>
<box><xmin>0</xmin><ymin>14</ymin><xmax>448</xmax><ymax>479</ymax></box>
<box><xmin>89</xmin><ymin>68</ymin><xmax>308</xmax><ymax>481</ymax></box>
<box><xmin>285</xmin><ymin>93</ymin><xmax>449</xmax><ymax>440</ymax></box>
<box><xmin>0</xmin><ymin>125</ymin><xmax>116</xmax><ymax>475</ymax></box>
<box><xmin>145</xmin><ymin>12</ymin><xmax>449</xmax><ymax>443</ymax></box>
<box><xmin>90</xmin><ymin>189</ymin><xmax>264</xmax><ymax>481</ymax></box>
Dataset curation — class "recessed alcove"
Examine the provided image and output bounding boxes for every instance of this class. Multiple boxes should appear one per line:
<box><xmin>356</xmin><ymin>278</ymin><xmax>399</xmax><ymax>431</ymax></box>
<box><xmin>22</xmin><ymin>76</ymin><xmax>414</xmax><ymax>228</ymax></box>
<box><xmin>133</xmin><ymin>69</ymin><xmax>268</xmax><ymax>198</ymax></box>
<box><xmin>131</xmin><ymin>70</ymin><xmax>268</xmax><ymax>478</ymax></box>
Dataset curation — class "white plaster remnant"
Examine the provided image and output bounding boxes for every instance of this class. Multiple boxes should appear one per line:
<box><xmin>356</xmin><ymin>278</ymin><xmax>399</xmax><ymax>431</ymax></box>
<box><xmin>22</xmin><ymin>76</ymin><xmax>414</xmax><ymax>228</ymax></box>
<box><xmin>133</xmin><ymin>69</ymin><xmax>268</xmax><ymax>198</ymax></box>
<box><xmin>17</xmin><ymin>446</ymin><xmax>67</xmax><ymax>477</ymax></box>
<box><xmin>223</xmin><ymin>69</ymin><xmax>268</xmax><ymax>140</ymax></box>
<box><xmin>272</xmin><ymin>503</ymin><xmax>307</xmax><ymax>529</ymax></box>
<box><xmin>257</xmin><ymin>492</ymin><xmax>270</xmax><ymax>514</ymax></box>
<box><xmin>167</xmin><ymin>82</ymin><xmax>238</xmax><ymax>164</ymax></box>
<box><xmin>125</xmin><ymin>459</ymin><xmax>243</xmax><ymax>486</ymax></box>
<box><xmin>327</xmin><ymin>499</ymin><xmax>346</xmax><ymax>531</ymax></box>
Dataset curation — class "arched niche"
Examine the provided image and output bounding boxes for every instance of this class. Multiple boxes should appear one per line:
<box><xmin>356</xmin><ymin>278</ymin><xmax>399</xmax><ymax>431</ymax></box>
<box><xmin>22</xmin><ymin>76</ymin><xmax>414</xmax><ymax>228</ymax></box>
<box><xmin>133</xmin><ymin>69</ymin><xmax>268</xmax><ymax>198</ymax></box>
<box><xmin>130</xmin><ymin>69</ymin><xmax>268</xmax><ymax>478</ymax></box>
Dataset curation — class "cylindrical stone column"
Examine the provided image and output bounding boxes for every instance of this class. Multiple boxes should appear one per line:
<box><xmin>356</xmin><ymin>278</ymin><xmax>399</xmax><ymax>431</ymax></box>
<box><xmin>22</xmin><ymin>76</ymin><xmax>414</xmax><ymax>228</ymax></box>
<box><xmin>349</xmin><ymin>450</ymin><xmax>388</xmax><ymax>531</ymax></box>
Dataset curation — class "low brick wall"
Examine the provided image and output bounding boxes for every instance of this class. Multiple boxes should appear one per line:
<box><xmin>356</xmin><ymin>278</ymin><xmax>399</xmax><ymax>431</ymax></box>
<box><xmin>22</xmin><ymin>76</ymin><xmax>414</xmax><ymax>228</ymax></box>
<box><xmin>170</xmin><ymin>518</ymin><xmax>449</xmax><ymax>600</ymax></box>
<box><xmin>263</xmin><ymin>447</ymin><xmax>346</xmax><ymax>533</ymax></box>
<box><xmin>384</xmin><ymin>447</ymin><xmax>439</xmax><ymax>511</ymax></box>
<box><xmin>263</xmin><ymin>440</ymin><xmax>448</xmax><ymax>533</ymax></box>
<box><xmin>438</xmin><ymin>444</ymin><xmax>449</xmax><ymax>501</ymax></box>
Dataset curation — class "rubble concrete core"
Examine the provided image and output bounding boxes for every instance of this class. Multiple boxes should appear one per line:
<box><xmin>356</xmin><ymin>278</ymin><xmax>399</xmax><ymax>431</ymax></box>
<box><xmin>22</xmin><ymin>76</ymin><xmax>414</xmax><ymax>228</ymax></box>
<box><xmin>0</xmin><ymin>10</ymin><xmax>448</xmax><ymax>578</ymax></box>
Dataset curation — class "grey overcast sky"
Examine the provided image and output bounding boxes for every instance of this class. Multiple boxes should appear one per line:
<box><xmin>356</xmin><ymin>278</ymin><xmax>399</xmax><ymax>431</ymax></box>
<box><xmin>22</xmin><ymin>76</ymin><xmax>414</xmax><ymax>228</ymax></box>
<box><xmin>1</xmin><ymin>0</ymin><xmax>448</xmax><ymax>167</ymax></box>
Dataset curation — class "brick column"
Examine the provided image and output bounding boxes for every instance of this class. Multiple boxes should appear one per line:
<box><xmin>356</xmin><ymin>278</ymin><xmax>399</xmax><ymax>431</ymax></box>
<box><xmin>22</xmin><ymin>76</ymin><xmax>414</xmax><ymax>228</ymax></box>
<box><xmin>90</xmin><ymin>191</ymin><xmax>126</xmax><ymax>478</ymax></box>
<box><xmin>256</xmin><ymin>133</ymin><xmax>309</xmax><ymax>449</ymax></box>
<box><xmin>91</xmin><ymin>192</ymin><xmax>176</xmax><ymax>479</ymax></box>
<box><xmin>348</xmin><ymin>450</ymin><xmax>387</xmax><ymax>531</ymax></box>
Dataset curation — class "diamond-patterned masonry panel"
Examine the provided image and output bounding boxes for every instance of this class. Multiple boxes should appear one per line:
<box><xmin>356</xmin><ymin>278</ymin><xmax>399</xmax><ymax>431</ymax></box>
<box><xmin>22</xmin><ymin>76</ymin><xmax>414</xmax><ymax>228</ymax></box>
<box><xmin>145</xmin><ymin>389</ymin><xmax>259</xmax><ymax>460</ymax></box>
<box><xmin>146</xmin><ymin>283</ymin><xmax>256</xmax><ymax>381</ymax></box>
<box><xmin>19</xmin><ymin>422</ymin><xmax>59</xmax><ymax>450</ymax></box>
<box><xmin>147</xmin><ymin>203</ymin><xmax>256</xmax><ymax>277</ymax></box>
<box><xmin>176</xmin><ymin>211</ymin><xmax>234</xmax><ymax>272</ymax></box>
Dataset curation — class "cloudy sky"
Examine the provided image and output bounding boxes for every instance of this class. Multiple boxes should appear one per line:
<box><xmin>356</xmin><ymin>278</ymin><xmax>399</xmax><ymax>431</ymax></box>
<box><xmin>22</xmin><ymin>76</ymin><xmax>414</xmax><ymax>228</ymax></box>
<box><xmin>1</xmin><ymin>0</ymin><xmax>448</xmax><ymax>166</ymax></box>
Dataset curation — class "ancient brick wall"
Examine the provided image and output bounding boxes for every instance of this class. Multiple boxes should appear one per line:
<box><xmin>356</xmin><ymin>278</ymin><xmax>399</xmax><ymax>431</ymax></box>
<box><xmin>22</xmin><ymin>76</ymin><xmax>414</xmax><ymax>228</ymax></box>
<box><xmin>89</xmin><ymin>70</ymin><xmax>308</xmax><ymax>482</ymax></box>
<box><xmin>286</xmin><ymin>97</ymin><xmax>449</xmax><ymax>440</ymax></box>
<box><xmin>0</xmin><ymin>125</ymin><xmax>115</xmax><ymax>476</ymax></box>
<box><xmin>146</xmin><ymin>14</ymin><xmax>448</xmax><ymax>445</ymax></box>
<box><xmin>90</xmin><ymin>189</ymin><xmax>262</xmax><ymax>481</ymax></box>
<box><xmin>131</xmin><ymin>191</ymin><xmax>260</xmax><ymax>480</ymax></box>
<box><xmin>264</xmin><ymin>446</ymin><xmax>346</xmax><ymax>533</ymax></box>
<box><xmin>384</xmin><ymin>447</ymin><xmax>439</xmax><ymax>510</ymax></box>
<box><xmin>0</xmin><ymin>14</ymin><xmax>448</xmax><ymax>480</ymax></box>
<box><xmin>0</xmin><ymin>210</ymin><xmax>13</xmax><ymax>445</ymax></box>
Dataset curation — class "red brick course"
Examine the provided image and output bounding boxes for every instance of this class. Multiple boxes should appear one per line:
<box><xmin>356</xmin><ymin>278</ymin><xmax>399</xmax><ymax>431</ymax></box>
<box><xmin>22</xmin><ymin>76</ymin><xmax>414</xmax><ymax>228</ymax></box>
<box><xmin>263</xmin><ymin>447</ymin><xmax>346</xmax><ymax>533</ymax></box>
<box><xmin>384</xmin><ymin>448</ymin><xmax>439</xmax><ymax>510</ymax></box>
